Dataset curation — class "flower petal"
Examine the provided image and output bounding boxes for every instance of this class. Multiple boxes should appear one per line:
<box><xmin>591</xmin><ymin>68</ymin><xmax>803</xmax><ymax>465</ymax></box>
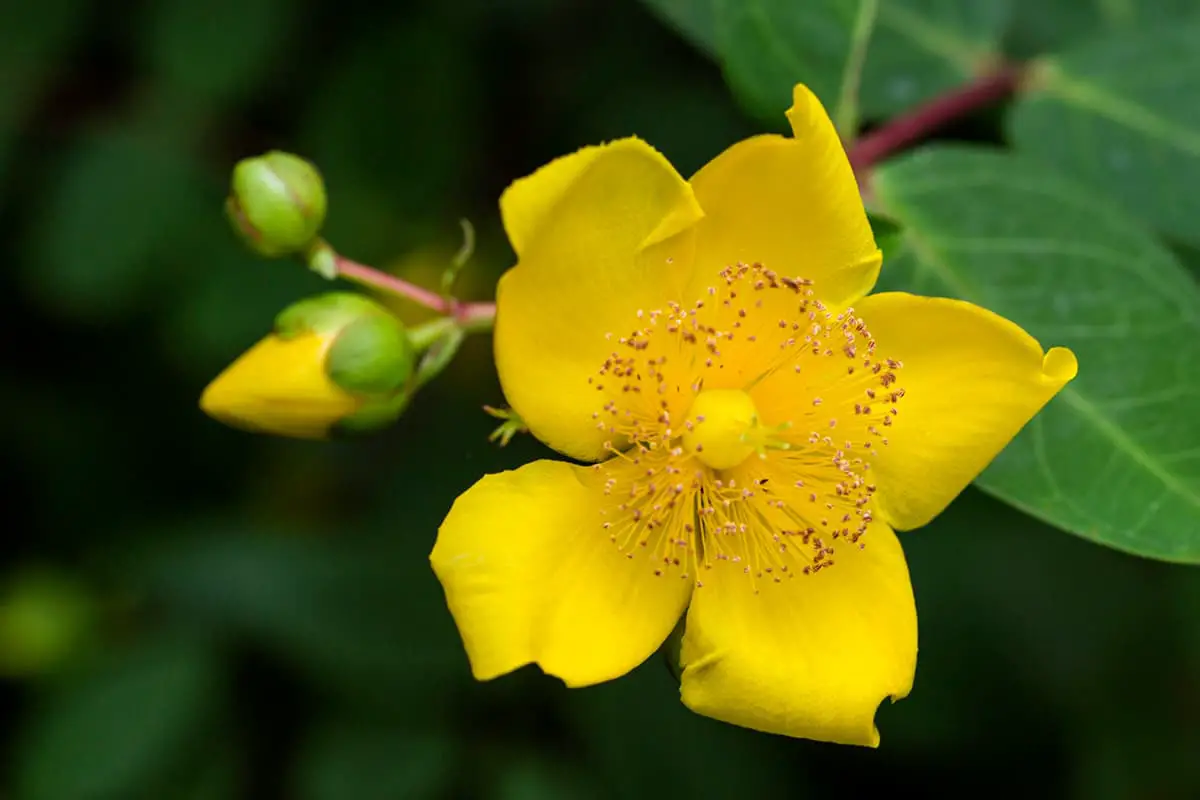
<box><xmin>431</xmin><ymin>459</ymin><xmax>692</xmax><ymax>687</ymax></box>
<box><xmin>678</xmin><ymin>520</ymin><xmax>916</xmax><ymax>746</ymax></box>
<box><xmin>199</xmin><ymin>333</ymin><xmax>360</xmax><ymax>439</ymax></box>
<box><xmin>495</xmin><ymin>139</ymin><xmax>704</xmax><ymax>461</ymax></box>
<box><xmin>855</xmin><ymin>292</ymin><xmax>1078</xmax><ymax>530</ymax></box>
<box><xmin>687</xmin><ymin>84</ymin><xmax>880</xmax><ymax>308</ymax></box>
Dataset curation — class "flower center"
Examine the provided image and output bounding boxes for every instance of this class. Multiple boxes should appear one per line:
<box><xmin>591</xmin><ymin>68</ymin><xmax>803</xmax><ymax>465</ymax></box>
<box><xmin>588</xmin><ymin>262</ymin><xmax>905</xmax><ymax>588</ymax></box>
<box><xmin>682</xmin><ymin>389</ymin><xmax>771</xmax><ymax>470</ymax></box>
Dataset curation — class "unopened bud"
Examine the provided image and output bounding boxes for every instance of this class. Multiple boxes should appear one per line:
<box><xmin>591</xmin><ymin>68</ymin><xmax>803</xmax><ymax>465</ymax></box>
<box><xmin>200</xmin><ymin>292</ymin><xmax>415</xmax><ymax>439</ymax></box>
<box><xmin>226</xmin><ymin>150</ymin><xmax>327</xmax><ymax>257</ymax></box>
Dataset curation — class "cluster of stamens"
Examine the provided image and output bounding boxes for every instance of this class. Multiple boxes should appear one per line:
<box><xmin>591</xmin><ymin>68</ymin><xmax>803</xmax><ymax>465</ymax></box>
<box><xmin>589</xmin><ymin>262</ymin><xmax>905</xmax><ymax>591</ymax></box>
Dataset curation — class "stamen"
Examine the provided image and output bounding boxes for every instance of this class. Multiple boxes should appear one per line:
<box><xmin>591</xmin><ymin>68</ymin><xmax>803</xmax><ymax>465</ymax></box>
<box><xmin>588</xmin><ymin>262</ymin><xmax>905</xmax><ymax>589</ymax></box>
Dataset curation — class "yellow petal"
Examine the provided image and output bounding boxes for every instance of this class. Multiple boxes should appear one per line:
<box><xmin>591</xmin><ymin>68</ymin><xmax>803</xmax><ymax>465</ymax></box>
<box><xmin>199</xmin><ymin>332</ymin><xmax>360</xmax><ymax>439</ymax></box>
<box><xmin>495</xmin><ymin>139</ymin><xmax>705</xmax><ymax>462</ymax></box>
<box><xmin>854</xmin><ymin>292</ymin><xmax>1078</xmax><ymax>530</ymax></box>
<box><xmin>678</xmin><ymin>519</ymin><xmax>916</xmax><ymax>746</ymax></box>
<box><xmin>430</xmin><ymin>459</ymin><xmax>692</xmax><ymax>687</ymax></box>
<box><xmin>686</xmin><ymin>84</ymin><xmax>880</xmax><ymax>308</ymax></box>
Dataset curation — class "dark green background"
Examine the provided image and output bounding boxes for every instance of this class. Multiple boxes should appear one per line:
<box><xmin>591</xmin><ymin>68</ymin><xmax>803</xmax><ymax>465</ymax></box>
<box><xmin>2</xmin><ymin>0</ymin><xmax>1198</xmax><ymax>797</ymax></box>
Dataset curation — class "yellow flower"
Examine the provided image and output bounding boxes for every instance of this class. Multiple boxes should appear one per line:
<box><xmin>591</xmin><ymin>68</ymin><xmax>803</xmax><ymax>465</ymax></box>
<box><xmin>430</xmin><ymin>84</ymin><xmax>1077</xmax><ymax>746</ymax></box>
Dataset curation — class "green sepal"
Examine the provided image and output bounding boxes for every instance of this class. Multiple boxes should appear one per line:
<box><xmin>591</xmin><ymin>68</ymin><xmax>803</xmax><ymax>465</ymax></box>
<box><xmin>413</xmin><ymin>325</ymin><xmax>465</xmax><ymax>389</ymax></box>
<box><xmin>333</xmin><ymin>393</ymin><xmax>411</xmax><ymax>436</ymax></box>
<box><xmin>327</xmin><ymin>314</ymin><xmax>415</xmax><ymax>396</ymax></box>
<box><xmin>274</xmin><ymin>292</ymin><xmax>386</xmax><ymax>339</ymax></box>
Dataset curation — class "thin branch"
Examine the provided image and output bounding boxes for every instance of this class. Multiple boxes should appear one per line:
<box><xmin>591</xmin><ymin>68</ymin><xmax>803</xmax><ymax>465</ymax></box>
<box><xmin>848</xmin><ymin>63</ymin><xmax>1023</xmax><ymax>172</ymax></box>
<box><xmin>334</xmin><ymin>255</ymin><xmax>496</xmax><ymax>330</ymax></box>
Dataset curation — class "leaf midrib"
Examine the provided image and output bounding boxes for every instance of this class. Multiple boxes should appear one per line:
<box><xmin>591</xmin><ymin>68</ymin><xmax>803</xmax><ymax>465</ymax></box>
<box><xmin>1034</xmin><ymin>61</ymin><xmax>1200</xmax><ymax>157</ymax></box>
<box><xmin>833</xmin><ymin>0</ymin><xmax>879</xmax><ymax>137</ymax></box>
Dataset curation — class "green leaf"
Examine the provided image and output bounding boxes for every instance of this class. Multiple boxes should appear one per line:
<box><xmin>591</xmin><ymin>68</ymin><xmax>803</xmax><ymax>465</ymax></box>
<box><xmin>867</xmin><ymin>208</ymin><xmax>905</xmax><ymax>263</ymax></box>
<box><xmin>15</xmin><ymin>633</ymin><xmax>224</xmax><ymax>800</ymax></box>
<box><xmin>1175</xmin><ymin>242</ymin><xmax>1200</xmax><ymax>282</ymax></box>
<box><xmin>861</xmin><ymin>0</ymin><xmax>1011</xmax><ymax>117</ymax></box>
<box><xmin>713</xmin><ymin>0</ymin><xmax>1009</xmax><ymax>127</ymax></box>
<box><xmin>714</xmin><ymin>0</ymin><xmax>868</xmax><ymax>127</ymax></box>
<box><xmin>638</xmin><ymin>0</ymin><xmax>719</xmax><ymax>56</ymax></box>
<box><xmin>873</xmin><ymin>145</ymin><xmax>1200</xmax><ymax>562</ymax></box>
<box><xmin>1008</xmin><ymin>17</ymin><xmax>1200</xmax><ymax>248</ymax></box>
<box><xmin>1006</xmin><ymin>0</ymin><xmax>1200</xmax><ymax>57</ymax></box>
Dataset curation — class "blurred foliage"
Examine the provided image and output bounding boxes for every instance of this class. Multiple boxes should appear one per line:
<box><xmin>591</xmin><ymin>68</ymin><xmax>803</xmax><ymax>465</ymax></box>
<box><xmin>1</xmin><ymin>0</ymin><xmax>1198</xmax><ymax>799</ymax></box>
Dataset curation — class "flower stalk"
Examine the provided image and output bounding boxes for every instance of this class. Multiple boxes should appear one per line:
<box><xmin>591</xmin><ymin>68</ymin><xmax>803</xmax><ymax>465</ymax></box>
<box><xmin>848</xmin><ymin>63</ymin><xmax>1023</xmax><ymax>172</ymax></box>
<box><xmin>339</xmin><ymin>255</ymin><xmax>497</xmax><ymax>332</ymax></box>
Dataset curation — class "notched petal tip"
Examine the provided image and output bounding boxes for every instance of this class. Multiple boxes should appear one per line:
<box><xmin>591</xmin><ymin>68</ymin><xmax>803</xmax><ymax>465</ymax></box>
<box><xmin>861</xmin><ymin>725</ymin><xmax>882</xmax><ymax>749</ymax></box>
<box><xmin>863</xmin><ymin>678</ymin><xmax>920</xmax><ymax>749</ymax></box>
<box><xmin>856</xmin><ymin>669</ymin><xmax>917</xmax><ymax>749</ymax></box>
<box><xmin>676</xmin><ymin>522</ymin><xmax>916</xmax><ymax>747</ymax></box>
<box><xmin>784</xmin><ymin>83</ymin><xmax>830</xmax><ymax>141</ymax></box>
<box><xmin>687</xmin><ymin>81</ymin><xmax>879</xmax><ymax>309</ymax></box>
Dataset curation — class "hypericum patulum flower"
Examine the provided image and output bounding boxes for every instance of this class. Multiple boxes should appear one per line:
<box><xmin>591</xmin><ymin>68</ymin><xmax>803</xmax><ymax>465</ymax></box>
<box><xmin>430</xmin><ymin>84</ymin><xmax>1077</xmax><ymax>746</ymax></box>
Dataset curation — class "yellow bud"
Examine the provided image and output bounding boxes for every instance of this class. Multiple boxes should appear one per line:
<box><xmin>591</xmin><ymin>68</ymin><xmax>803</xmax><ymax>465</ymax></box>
<box><xmin>200</xmin><ymin>331</ymin><xmax>360</xmax><ymax>439</ymax></box>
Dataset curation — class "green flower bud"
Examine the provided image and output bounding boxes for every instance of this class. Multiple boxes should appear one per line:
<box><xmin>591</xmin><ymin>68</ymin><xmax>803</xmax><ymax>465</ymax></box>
<box><xmin>226</xmin><ymin>150</ymin><xmax>327</xmax><ymax>257</ymax></box>
<box><xmin>201</xmin><ymin>292</ymin><xmax>416</xmax><ymax>439</ymax></box>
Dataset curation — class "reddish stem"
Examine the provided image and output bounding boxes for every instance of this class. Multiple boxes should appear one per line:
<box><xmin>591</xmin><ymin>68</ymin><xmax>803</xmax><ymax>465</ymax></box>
<box><xmin>334</xmin><ymin>256</ymin><xmax>496</xmax><ymax>329</ymax></box>
<box><xmin>848</xmin><ymin>64</ymin><xmax>1023</xmax><ymax>172</ymax></box>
